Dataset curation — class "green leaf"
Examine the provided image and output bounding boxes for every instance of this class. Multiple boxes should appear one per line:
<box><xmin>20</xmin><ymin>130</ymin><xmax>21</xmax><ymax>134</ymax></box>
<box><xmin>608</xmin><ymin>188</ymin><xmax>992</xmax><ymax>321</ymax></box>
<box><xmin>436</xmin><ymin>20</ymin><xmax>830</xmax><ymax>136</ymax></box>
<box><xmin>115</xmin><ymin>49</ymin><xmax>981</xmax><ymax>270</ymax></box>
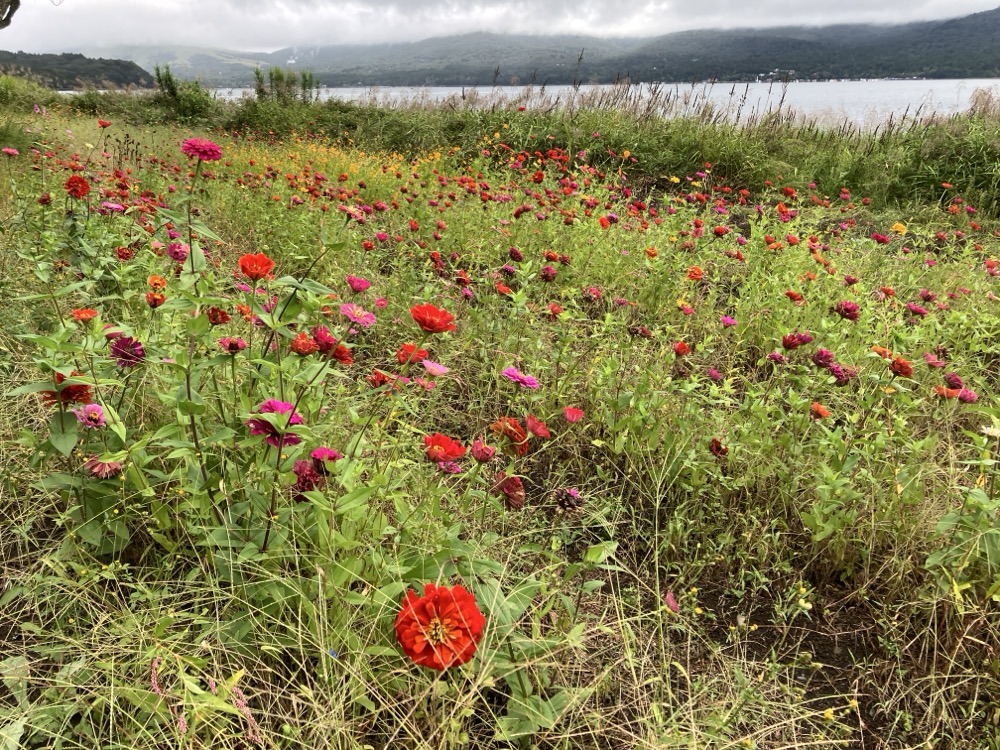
<box><xmin>49</xmin><ymin>411</ymin><xmax>78</xmax><ymax>456</ymax></box>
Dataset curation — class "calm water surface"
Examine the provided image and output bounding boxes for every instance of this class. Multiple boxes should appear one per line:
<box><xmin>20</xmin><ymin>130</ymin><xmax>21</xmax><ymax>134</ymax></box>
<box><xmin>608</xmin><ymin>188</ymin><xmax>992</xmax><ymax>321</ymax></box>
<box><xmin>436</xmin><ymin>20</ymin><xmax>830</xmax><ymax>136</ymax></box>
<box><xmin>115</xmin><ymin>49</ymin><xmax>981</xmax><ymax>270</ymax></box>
<box><xmin>214</xmin><ymin>79</ymin><xmax>1000</xmax><ymax>127</ymax></box>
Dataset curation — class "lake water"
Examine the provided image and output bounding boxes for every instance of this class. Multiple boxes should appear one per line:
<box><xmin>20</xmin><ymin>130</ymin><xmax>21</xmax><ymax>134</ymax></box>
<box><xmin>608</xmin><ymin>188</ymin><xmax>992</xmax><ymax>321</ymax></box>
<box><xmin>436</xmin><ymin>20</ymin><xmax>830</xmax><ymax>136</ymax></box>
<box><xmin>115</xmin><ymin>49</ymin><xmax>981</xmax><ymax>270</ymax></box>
<box><xmin>212</xmin><ymin>79</ymin><xmax>1000</xmax><ymax>127</ymax></box>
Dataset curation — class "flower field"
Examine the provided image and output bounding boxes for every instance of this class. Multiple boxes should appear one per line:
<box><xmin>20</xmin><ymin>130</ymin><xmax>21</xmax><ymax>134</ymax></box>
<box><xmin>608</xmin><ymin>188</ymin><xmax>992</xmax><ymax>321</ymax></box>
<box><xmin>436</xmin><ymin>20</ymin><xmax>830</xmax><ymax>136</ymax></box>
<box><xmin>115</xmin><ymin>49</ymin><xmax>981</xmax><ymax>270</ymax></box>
<box><xmin>1</xmin><ymin>88</ymin><xmax>999</xmax><ymax>749</ymax></box>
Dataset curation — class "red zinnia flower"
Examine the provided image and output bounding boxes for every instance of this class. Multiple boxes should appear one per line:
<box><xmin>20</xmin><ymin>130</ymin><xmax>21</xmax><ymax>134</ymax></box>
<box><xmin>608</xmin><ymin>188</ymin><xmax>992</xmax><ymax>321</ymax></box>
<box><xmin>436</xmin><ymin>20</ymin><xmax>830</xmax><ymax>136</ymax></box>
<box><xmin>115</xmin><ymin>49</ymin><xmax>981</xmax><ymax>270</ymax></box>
<box><xmin>810</xmin><ymin>402</ymin><xmax>830</xmax><ymax>420</ymax></box>
<box><xmin>290</xmin><ymin>332</ymin><xmax>319</xmax><ymax>355</ymax></box>
<box><xmin>397</xmin><ymin>343</ymin><xmax>429</xmax><ymax>365</ymax></box>
<box><xmin>394</xmin><ymin>583</ymin><xmax>486</xmax><ymax>670</ymax></box>
<box><xmin>673</xmin><ymin>341</ymin><xmax>690</xmax><ymax>356</ymax></box>
<box><xmin>145</xmin><ymin>291</ymin><xmax>166</xmax><ymax>309</ymax></box>
<box><xmin>563</xmin><ymin>406</ymin><xmax>585</xmax><ymax>423</ymax></box>
<box><xmin>525</xmin><ymin>414</ymin><xmax>551</xmax><ymax>439</ymax></box>
<box><xmin>410</xmin><ymin>303</ymin><xmax>456</xmax><ymax>334</ymax></box>
<box><xmin>490</xmin><ymin>416</ymin><xmax>529</xmax><ymax>457</ymax></box>
<box><xmin>40</xmin><ymin>370</ymin><xmax>92</xmax><ymax>406</ymax></box>
<box><xmin>64</xmin><ymin>175</ymin><xmax>90</xmax><ymax>199</ymax></box>
<box><xmin>889</xmin><ymin>356</ymin><xmax>913</xmax><ymax>379</ymax></box>
<box><xmin>239</xmin><ymin>253</ymin><xmax>275</xmax><ymax>281</ymax></box>
<box><xmin>424</xmin><ymin>433</ymin><xmax>466</xmax><ymax>463</ymax></box>
<box><xmin>97</xmin><ymin>119</ymin><xmax>112</xmax><ymax>129</ymax></box>
<box><xmin>206</xmin><ymin>307</ymin><xmax>231</xmax><ymax>326</ymax></box>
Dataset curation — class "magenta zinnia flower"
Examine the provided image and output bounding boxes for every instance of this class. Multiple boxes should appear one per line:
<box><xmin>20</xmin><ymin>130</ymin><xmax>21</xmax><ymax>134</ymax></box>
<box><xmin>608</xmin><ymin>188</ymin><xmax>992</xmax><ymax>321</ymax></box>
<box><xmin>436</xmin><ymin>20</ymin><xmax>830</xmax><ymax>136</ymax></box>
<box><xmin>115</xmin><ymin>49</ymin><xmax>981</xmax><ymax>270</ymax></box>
<box><xmin>74</xmin><ymin>403</ymin><xmax>106</xmax><ymax>429</ymax></box>
<box><xmin>245</xmin><ymin>399</ymin><xmax>304</xmax><ymax>448</ymax></box>
<box><xmin>110</xmin><ymin>336</ymin><xmax>145</xmax><ymax>368</ymax></box>
<box><xmin>346</xmin><ymin>275</ymin><xmax>371</xmax><ymax>293</ymax></box>
<box><xmin>181</xmin><ymin>138</ymin><xmax>222</xmax><ymax>162</ymax></box>
<box><xmin>219</xmin><ymin>337</ymin><xmax>247</xmax><ymax>354</ymax></box>
<box><xmin>501</xmin><ymin>367</ymin><xmax>540</xmax><ymax>389</ymax></box>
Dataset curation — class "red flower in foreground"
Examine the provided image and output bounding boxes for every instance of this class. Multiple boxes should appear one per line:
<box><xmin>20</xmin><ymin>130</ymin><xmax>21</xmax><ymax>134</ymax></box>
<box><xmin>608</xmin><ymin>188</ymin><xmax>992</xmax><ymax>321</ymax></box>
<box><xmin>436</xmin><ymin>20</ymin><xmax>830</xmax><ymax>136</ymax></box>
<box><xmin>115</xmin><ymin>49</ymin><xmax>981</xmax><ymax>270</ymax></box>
<box><xmin>97</xmin><ymin>119</ymin><xmax>112</xmax><ymax>129</ymax></box>
<box><xmin>424</xmin><ymin>433</ymin><xmax>466</xmax><ymax>463</ymax></box>
<box><xmin>64</xmin><ymin>175</ymin><xmax>90</xmax><ymax>199</ymax></box>
<box><xmin>395</xmin><ymin>583</ymin><xmax>486</xmax><ymax>670</ymax></box>
<box><xmin>410</xmin><ymin>303</ymin><xmax>456</xmax><ymax>334</ymax></box>
<box><xmin>673</xmin><ymin>341</ymin><xmax>690</xmax><ymax>356</ymax></box>
<box><xmin>238</xmin><ymin>253</ymin><xmax>275</xmax><ymax>281</ymax></box>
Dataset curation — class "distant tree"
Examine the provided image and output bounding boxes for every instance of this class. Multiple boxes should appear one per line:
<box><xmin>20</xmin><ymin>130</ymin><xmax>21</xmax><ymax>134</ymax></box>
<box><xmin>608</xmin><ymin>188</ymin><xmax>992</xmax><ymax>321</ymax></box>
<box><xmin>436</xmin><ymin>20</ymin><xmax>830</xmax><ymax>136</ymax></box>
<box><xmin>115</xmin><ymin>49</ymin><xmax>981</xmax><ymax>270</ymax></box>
<box><xmin>0</xmin><ymin>0</ymin><xmax>21</xmax><ymax>30</ymax></box>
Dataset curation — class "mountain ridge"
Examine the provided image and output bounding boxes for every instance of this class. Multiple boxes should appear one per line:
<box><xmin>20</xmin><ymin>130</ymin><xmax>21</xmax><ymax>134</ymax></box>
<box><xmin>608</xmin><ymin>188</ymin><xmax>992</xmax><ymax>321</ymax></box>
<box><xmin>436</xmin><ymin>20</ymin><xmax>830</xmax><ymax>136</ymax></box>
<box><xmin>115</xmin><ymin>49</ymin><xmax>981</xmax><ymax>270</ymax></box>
<box><xmin>70</xmin><ymin>6</ymin><xmax>1000</xmax><ymax>87</ymax></box>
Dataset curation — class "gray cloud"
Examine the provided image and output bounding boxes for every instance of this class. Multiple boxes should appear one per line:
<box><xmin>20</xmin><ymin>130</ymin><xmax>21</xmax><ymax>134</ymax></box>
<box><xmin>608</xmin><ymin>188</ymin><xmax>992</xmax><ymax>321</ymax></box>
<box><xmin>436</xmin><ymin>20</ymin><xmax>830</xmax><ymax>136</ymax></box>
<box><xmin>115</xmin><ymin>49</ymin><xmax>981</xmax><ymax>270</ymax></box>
<box><xmin>3</xmin><ymin>0</ymin><xmax>997</xmax><ymax>53</ymax></box>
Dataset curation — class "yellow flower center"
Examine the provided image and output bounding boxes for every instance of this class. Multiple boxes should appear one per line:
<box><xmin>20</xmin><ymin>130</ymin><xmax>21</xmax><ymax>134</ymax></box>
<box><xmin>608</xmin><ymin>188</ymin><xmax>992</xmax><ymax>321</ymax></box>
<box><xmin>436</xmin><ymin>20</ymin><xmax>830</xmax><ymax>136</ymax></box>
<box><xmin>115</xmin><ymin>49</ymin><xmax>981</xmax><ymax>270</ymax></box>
<box><xmin>425</xmin><ymin>616</ymin><xmax>450</xmax><ymax>645</ymax></box>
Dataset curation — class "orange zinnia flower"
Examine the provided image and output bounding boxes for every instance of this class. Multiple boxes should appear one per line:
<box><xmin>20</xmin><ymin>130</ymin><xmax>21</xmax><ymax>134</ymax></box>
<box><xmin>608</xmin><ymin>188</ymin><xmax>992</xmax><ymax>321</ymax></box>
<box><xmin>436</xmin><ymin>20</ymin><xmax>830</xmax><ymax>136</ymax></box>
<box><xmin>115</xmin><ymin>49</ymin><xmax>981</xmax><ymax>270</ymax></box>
<box><xmin>811</xmin><ymin>402</ymin><xmax>830</xmax><ymax>420</ymax></box>
<box><xmin>687</xmin><ymin>266</ymin><xmax>703</xmax><ymax>281</ymax></box>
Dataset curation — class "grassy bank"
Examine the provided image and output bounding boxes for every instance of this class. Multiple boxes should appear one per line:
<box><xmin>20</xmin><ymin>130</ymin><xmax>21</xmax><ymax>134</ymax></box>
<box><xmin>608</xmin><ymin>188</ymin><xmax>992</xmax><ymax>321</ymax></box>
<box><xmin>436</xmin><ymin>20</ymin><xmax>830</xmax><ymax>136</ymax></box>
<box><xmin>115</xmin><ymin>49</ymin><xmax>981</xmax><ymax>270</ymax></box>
<box><xmin>0</xmin><ymin>76</ymin><xmax>998</xmax><ymax>748</ymax></box>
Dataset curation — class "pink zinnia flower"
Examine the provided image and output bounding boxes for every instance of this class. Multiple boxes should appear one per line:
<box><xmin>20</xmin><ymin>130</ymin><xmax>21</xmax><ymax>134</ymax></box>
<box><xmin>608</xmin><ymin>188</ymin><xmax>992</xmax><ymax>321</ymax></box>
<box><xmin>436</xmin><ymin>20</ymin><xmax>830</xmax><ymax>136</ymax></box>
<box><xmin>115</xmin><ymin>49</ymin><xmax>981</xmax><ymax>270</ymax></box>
<box><xmin>502</xmin><ymin>367</ymin><xmax>539</xmax><ymax>389</ymax></box>
<box><xmin>339</xmin><ymin>303</ymin><xmax>376</xmax><ymax>328</ymax></box>
<box><xmin>181</xmin><ymin>137</ymin><xmax>222</xmax><ymax>162</ymax></box>
<box><xmin>74</xmin><ymin>403</ymin><xmax>106</xmax><ymax>429</ymax></box>
<box><xmin>219</xmin><ymin>337</ymin><xmax>247</xmax><ymax>354</ymax></box>
<box><xmin>84</xmin><ymin>455</ymin><xmax>124</xmax><ymax>478</ymax></box>
<box><xmin>422</xmin><ymin>360</ymin><xmax>449</xmax><ymax>377</ymax></box>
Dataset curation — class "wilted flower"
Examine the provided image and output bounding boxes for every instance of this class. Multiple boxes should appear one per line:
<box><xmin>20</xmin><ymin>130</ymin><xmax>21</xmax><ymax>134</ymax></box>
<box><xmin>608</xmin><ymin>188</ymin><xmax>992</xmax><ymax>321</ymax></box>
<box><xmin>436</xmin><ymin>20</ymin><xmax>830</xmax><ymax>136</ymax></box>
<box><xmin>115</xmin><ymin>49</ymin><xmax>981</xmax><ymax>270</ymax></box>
<box><xmin>83</xmin><ymin>455</ymin><xmax>124</xmax><ymax>478</ymax></box>
<box><xmin>493</xmin><ymin>472</ymin><xmax>526</xmax><ymax>510</ymax></box>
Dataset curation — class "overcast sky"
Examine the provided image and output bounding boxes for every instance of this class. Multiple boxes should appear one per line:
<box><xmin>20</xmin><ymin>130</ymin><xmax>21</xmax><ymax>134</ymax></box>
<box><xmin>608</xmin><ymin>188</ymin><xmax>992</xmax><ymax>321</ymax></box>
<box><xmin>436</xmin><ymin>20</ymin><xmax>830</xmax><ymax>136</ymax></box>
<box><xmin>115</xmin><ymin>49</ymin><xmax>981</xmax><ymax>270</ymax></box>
<box><xmin>5</xmin><ymin>0</ymin><xmax>998</xmax><ymax>53</ymax></box>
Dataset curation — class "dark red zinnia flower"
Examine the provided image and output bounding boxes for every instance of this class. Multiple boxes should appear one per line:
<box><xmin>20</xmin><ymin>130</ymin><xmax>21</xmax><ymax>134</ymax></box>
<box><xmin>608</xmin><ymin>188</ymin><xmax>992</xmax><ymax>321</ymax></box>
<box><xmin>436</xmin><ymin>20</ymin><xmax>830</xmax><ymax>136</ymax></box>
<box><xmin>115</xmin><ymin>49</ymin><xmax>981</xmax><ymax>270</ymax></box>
<box><xmin>64</xmin><ymin>175</ymin><xmax>91</xmax><ymax>199</ymax></box>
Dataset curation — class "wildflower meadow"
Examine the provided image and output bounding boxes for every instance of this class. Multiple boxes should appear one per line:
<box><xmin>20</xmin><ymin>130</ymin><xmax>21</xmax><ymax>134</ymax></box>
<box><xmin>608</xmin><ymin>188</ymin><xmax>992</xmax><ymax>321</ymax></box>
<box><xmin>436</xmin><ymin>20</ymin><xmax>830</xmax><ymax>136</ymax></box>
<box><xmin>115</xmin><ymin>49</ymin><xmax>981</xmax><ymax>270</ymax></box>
<box><xmin>1</xmin><ymin>75</ymin><xmax>999</xmax><ymax>749</ymax></box>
